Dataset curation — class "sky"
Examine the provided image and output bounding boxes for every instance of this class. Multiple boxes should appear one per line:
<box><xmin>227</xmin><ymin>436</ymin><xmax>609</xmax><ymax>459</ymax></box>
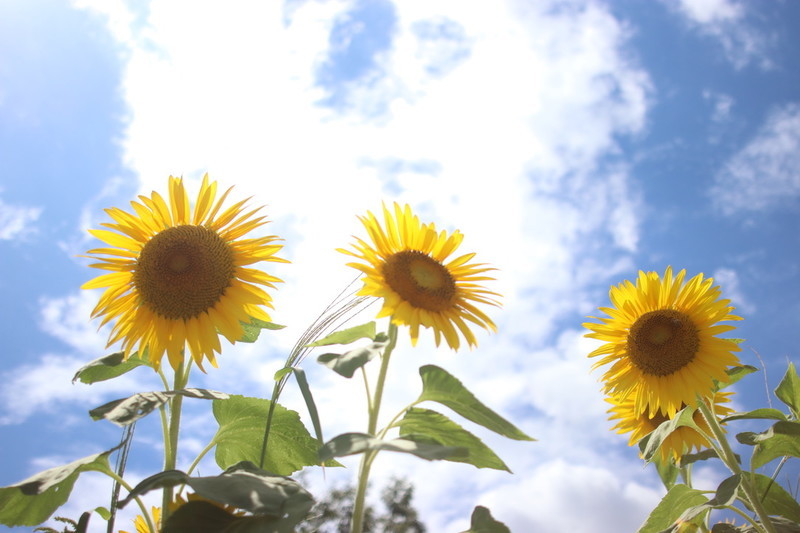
<box><xmin>0</xmin><ymin>0</ymin><xmax>799</xmax><ymax>531</ymax></box>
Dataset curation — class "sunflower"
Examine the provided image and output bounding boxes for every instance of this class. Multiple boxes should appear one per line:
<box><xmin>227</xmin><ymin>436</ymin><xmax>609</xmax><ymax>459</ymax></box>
<box><xmin>120</xmin><ymin>506</ymin><xmax>160</xmax><ymax>533</ymax></box>
<box><xmin>83</xmin><ymin>174</ymin><xmax>286</xmax><ymax>371</ymax></box>
<box><xmin>584</xmin><ymin>267</ymin><xmax>742</xmax><ymax>417</ymax></box>
<box><xmin>339</xmin><ymin>203</ymin><xmax>500</xmax><ymax>350</ymax></box>
<box><xmin>607</xmin><ymin>390</ymin><xmax>734</xmax><ymax>462</ymax></box>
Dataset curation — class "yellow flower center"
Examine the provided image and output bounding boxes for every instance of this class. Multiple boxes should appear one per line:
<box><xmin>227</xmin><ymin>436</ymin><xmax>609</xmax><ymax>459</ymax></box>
<box><xmin>382</xmin><ymin>250</ymin><xmax>456</xmax><ymax>312</ymax></box>
<box><xmin>627</xmin><ymin>309</ymin><xmax>699</xmax><ymax>377</ymax></box>
<box><xmin>133</xmin><ymin>225</ymin><xmax>235</xmax><ymax>320</ymax></box>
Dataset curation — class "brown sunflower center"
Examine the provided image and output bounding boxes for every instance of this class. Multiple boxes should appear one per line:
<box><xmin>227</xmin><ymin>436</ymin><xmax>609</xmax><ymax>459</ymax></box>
<box><xmin>381</xmin><ymin>250</ymin><xmax>456</xmax><ymax>312</ymax></box>
<box><xmin>627</xmin><ymin>309</ymin><xmax>699</xmax><ymax>377</ymax></box>
<box><xmin>133</xmin><ymin>225</ymin><xmax>235</xmax><ymax>320</ymax></box>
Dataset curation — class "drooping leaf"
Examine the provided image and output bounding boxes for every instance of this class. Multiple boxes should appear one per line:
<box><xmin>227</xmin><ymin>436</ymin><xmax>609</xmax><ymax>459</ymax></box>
<box><xmin>212</xmin><ymin>395</ymin><xmax>326</xmax><ymax>475</ymax></box>
<box><xmin>318</xmin><ymin>432</ymin><xmax>466</xmax><ymax>463</ymax></box>
<box><xmin>775</xmin><ymin>363</ymin><xmax>800</xmax><ymax>420</ymax></box>
<box><xmin>719</xmin><ymin>365</ymin><xmax>758</xmax><ymax>389</ymax></box>
<box><xmin>636</xmin><ymin>484</ymin><xmax>708</xmax><ymax>533</ymax></box>
<box><xmin>274</xmin><ymin>368</ymin><xmax>324</xmax><ymax>447</ymax></box>
<box><xmin>120</xmin><ymin>462</ymin><xmax>314</xmax><ymax>531</ymax></box>
<box><xmin>0</xmin><ymin>450</ymin><xmax>115</xmax><ymax>526</ymax></box>
<box><xmin>90</xmin><ymin>389</ymin><xmax>229</xmax><ymax>426</ymax></box>
<box><xmin>748</xmin><ymin>473</ymin><xmax>800</xmax><ymax>523</ymax></box>
<box><xmin>459</xmin><ymin>506</ymin><xmax>511</xmax><ymax>533</ymax></box>
<box><xmin>238</xmin><ymin>318</ymin><xmax>285</xmax><ymax>343</ymax></box>
<box><xmin>305</xmin><ymin>322</ymin><xmax>377</xmax><ymax>347</ymax></box>
<box><xmin>640</xmin><ymin>407</ymin><xmax>700</xmax><ymax>463</ymax></box>
<box><xmin>415</xmin><ymin>365</ymin><xmax>534</xmax><ymax>441</ymax></box>
<box><xmin>736</xmin><ymin>421</ymin><xmax>800</xmax><ymax>469</ymax></box>
<box><xmin>72</xmin><ymin>351</ymin><xmax>150</xmax><ymax>384</ymax></box>
<box><xmin>317</xmin><ymin>338</ymin><xmax>388</xmax><ymax>378</ymax></box>
<box><xmin>722</xmin><ymin>408</ymin><xmax>788</xmax><ymax>423</ymax></box>
<box><xmin>396</xmin><ymin>408</ymin><xmax>510</xmax><ymax>471</ymax></box>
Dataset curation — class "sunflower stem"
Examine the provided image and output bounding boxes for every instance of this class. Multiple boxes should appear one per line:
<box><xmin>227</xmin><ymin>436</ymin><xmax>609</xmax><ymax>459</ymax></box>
<box><xmin>696</xmin><ymin>395</ymin><xmax>776</xmax><ymax>533</ymax></box>
<box><xmin>350</xmin><ymin>321</ymin><xmax>398</xmax><ymax>533</ymax></box>
<box><xmin>161</xmin><ymin>359</ymin><xmax>192</xmax><ymax>524</ymax></box>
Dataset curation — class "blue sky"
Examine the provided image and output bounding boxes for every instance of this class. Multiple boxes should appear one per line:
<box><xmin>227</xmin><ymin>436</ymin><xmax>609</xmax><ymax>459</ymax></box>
<box><xmin>1</xmin><ymin>0</ymin><xmax>799</xmax><ymax>531</ymax></box>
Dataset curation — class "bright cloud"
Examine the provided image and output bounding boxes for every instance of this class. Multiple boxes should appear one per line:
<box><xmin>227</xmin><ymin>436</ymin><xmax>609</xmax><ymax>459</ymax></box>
<box><xmin>0</xmin><ymin>192</ymin><xmax>41</xmax><ymax>241</ymax></box>
<box><xmin>711</xmin><ymin>102</ymin><xmax>800</xmax><ymax>215</ymax></box>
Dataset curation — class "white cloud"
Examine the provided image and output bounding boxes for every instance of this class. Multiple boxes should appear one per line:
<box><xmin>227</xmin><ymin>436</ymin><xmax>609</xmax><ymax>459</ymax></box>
<box><xmin>711</xmin><ymin>102</ymin><xmax>800</xmax><ymax>215</ymax></box>
<box><xmin>703</xmin><ymin>89</ymin><xmax>734</xmax><ymax>123</ymax></box>
<box><xmin>712</xmin><ymin>267</ymin><xmax>755</xmax><ymax>316</ymax></box>
<box><xmin>668</xmin><ymin>0</ymin><xmax>773</xmax><ymax>70</ymax></box>
<box><xmin>0</xmin><ymin>191</ymin><xmax>41</xmax><ymax>241</ymax></box>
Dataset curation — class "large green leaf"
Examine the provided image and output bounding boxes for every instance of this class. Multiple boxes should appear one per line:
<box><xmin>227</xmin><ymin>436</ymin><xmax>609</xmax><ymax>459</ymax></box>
<box><xmin>637</xmin><ymin>484</ymin><xmax>708</xmax><ymax>533</ymax></box>
<box><xmin>640</xmin><ymin>407</ymin><xmax>700</xmax><ymax>463</ymax></box>
<box><xmin>120</xmin><ymin>462</ymin><xmax>313</xmax><ymax>532</ymax></box>
<box><xmin>775</xmin><ymin>363</ymin><xmax>800</xmax><ymax>420</ymax></box>
<box><xmin>675</xmin><ymin>474</ymin><xmax>740</xmax><ymax>524</ymax></box>
<box><xmin>415</xmin><ymin>365</ymin><xmax>533</xmax><ymax>441</ymax></box>
<box><xmin>749</xmin><ymin>473</ymin><xmax>800</xmax><ymax>523</ymax></box>
<box><xmin>459</xmin><ymin>506</ymin><xmax>511</xmax><ymax>533</ymax></box>
<box><xmin>0</xmin><ymin>450</ymin><xmax>114</xmax><ymax>526</ymax></box>
<box><xmin>238</xmin><ymin>318</ymin><xmax>285</xmax><ymax>343</ymax></box>
<box><xmin>317</xmin><ymin>338</ymin><xmax>388</xmax><ymax>378</ymax></box>
<box><xmin>212</xmin><ymin>395</ymin><xmax>324</xmax><ymax>475</ymax></box>
<box><xmin>72</xmin><ymin>351</ymin><xmax>150</xmax><ymax>384</ymax></box>
<box><xmin>305</xmin><ymin>322</ymin><xmax>377</xmax><ymax>347</ymax></box>
<box><xmin>396</xmin><ymin>408</ymin><xmax>510</xmax><ymax>472</ymax></box>
<box><xmin>318</xmin><ymin>432</ymin><xmax>466</xmax><ymax>462</ymax></box>
<box><xmin>736</xmin><ymin>421</ymin><xmax>800</xmax><ymax>469</ymax></box>
<box><xmin>90</xmin><ymin>388</ymin><xmax>229</xmax><ymax>426</ymax></box>
<box><xmin>722</xmin><ymin>408</ymin><xmax>788</xmax><ymax>423</ymax></box>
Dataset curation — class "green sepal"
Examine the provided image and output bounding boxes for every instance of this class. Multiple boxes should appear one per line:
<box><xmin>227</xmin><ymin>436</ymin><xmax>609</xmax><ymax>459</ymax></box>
<box><xmin>318</xmin><ymin>432</ymin><xmax>467</xmax><ymax>462</ymax></box>
<box><xmin>72</xmin><ymin>351</ymin><xmax>150</xmax><ymax>384</ymax></box>
<box><xmin>743</xmin><ymin>473</ymin><xmax>800</xmax><ymax>523</ymax></box>
<box><xmin>775</xmin><ymin>362</ymin><xmax>800</xmax><ymax>420</ymax></box>
<box><xmin>639</xmin><ymin>407</ymin><xmax>699</xmax><ymax>464</ymax></box>
<box><xmin>416</xmin><ymin>365</ymin><xmax>534</xmax><ymax>441</ymax></box>
<box><xmin>0</xmin><ymin>449</ymin><xmax>115</xmax><ymax>526</ymax></box>
<box><xmin>238</xmin><ymin>318</ymin><xmax>285</xmax><ymax>343</ymax></box>
<box><xmin>459</xmin><ymin>506</ymin><xmax>511</xmax><ymax>533</ymax></box>
<box><xmin>317</xmin><ymin>337</ymin><xmax>388</xmax><ymax>378</ymax></box>
<box><xmin>736</xmin><ymin>421</ymin><xmax>800</xmax><ymax>468</ymax></box>
<box><xmin>395</xmin><ymin>408</ymin><xmax>511</xmax><ymax>472</ymax></box>
<box><xmin>305</xmin><ymin>322</ymin><xmax>377</xmax><ymax>347</ymax></box>
<box><xmin>90</xmin><ymin>388</ymin><xmax>229</xmax><ymax>426</ymax></box>
<box><xmin>212</xmin><ymin>395</ymin><xmax>334</xmax><ymax>475</ymax></box>
<box><xmin>636</xmin><ymin>484</ymin><xmax>708</xmax><ymax>533</ymax></box>
<box><xmin>722</xmin><ymin>408</ymin><xmax>788</xmax><ymax>423</ymax></box>
<box><xmin>119</xmin><ymin>462</ymin><xmax>314</xmax><ymax>531</ymax></box>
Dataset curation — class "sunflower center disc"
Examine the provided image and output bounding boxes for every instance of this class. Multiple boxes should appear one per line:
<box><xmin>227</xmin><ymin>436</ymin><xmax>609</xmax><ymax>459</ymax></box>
<box><xmin>627</xmin><ymin>309</ymin><xmax>700</xmax><ymax>377</ymax></box>
<box><xmin>382</xmin><ymin>250</ymin><xmax>456</xmax><ymax>312</ymax></box>
<box><xmin>134</xmin><ymin>225</ymin><xmax>235</xmax><ymax>320</ymax></box>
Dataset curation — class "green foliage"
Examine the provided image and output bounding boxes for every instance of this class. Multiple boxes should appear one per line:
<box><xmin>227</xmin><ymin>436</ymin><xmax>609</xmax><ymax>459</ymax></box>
<box><xmin>723</xmin><ymin>408</ymin><xmax>789</xmax><ymax>423</ymax></box>
<box><xmin>460</xmin><ymin>506</ymin><xmax>511</xmax><ymax>533</ymax></box>
<box><xmin>776</xmin><ymin>363</ymin><xmax>800</xmax><ymax>419</ymax></box>
<box><xmin>238</xmin><ymin>318</ymin><xmax>285</xmax><ymax>343</ymax></box>
<box><xmin>637</xmin><ymin>484</ymin><xmax>708</xmax><ymax>533</ymax></box>
<box><xmin>72</xmin><ymin>351</ymin><xmax>149</xmax><ymax>384</ymax></box>
<box><xmin>639</xmin><ymin>407</ymin><xmax>700</xmax><ymax>463</ymax></box>
<box><xmin>748</xmin><ymin>474</ymin><xmax>800</xmax><ymax>524</ymax></box>
<box><xmin>395</xmin><ymin>408</ymin><xmax>511</xmax><ymax>471</ymax></box>
<box><xmin>0</xmin><ymin>450</ymin><xmax>114</xmax><ymax>527</ymax></box>
<box><xmin>306</xmin><ymin>322</ymin><xmax>378</xmax><ymax>347</ymax></box>
<box><xmin>317</xmin><ymin>338</ymin><xmax>388</xmax><ymax>378</ymax></box>
<box><xmin>212</xmin><ymin>395</ymin><xmax>327</xmax><ymax>475</ymax></box>
<box><xmin>318</xmin><ymin>432</ymin><xmax>467</xmax><ymax>463</ymax></box>
<box><xmin>722</xmin><ymin>365</ymin><xmax>759</xmax><ymax>388</ymax></box>
<box><xmin>737</xmin><ymin>421</ymin><xmax>800</xmax><ymax>468</ymax></box>
<box><xmin>89</xmin><ymin>388</ymin><xmax>229</xmax><ymax>426</ymax></box>
<box><xmin>416</xmin><ymin>365</ymin><xmax>533</xmax><ymax>441</ymax></box>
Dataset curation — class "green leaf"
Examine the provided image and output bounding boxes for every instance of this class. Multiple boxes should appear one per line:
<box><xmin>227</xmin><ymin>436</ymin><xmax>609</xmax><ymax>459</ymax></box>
<box><xmin>459</xmin><ymin>506</ymin><xmax>511</xmax><ymax>533</ymax></box>
<box><xmin>305</xmin><ymin>322</ymin><xmax>377</xmax><ymax>347</ymax></box>
<box><xmin>317</xmin><ymin>338</ymin><xmax>388</xmax><ymax>378</ymax></box>
<box><xmin>653</xmin><ymin>455</ymin><xmax>680</xmax><ymax>490</ymax></box>
<box><xmin>737</xmin><ymin>421</ymin><xmax>800</xmax><ymax>469</ymax></box>
<box><xmin>90</xmin><ymin>388</ymin><xmax>229</xmax><ymax>426</ymax></box>
<box><xmin>640</xmin><ymin>407</ymin><xmax>699</xmax><ymax>464</ymax></box>
<box><xmin>396</xmin><ymin>408</ymin><xmax>510</xmax><ymax>472</ymax></box>
<box><xmin>0</xmin><ymin>450</ymin><xmax>115</xmax><ymax>526</ymax></box>
<box><xmin>680</xmin><ymin>449</ymin><xmax>725</xmax><ymax>467</ymax></box>
<box><xmin>72</xmin><ymin>351</ymin><xmax>150</xmax><ymax>384</ymax></box>
<box><xmin>749</xmin><ymin>473</ymin><xmax>800</xmax><ymax>523</ymax></box>
<box><xmin>775</xmin><ymin>363</ymin><xmax>800</xmax><ymax>419</ymax></box>
<box><xmin>120</xmin><ymin>462</ymin><xmax>314</xmax><ymax>531</ymax></box>
<box><xmin>238</xmin><ymin>318</ymin><xmax>285</xmax><ymax>343</ymax></box>
<box><xmin>719</xmin><ymin>365</ymin><xmax>758</xmax><ymax>388</ymax></box>
<box><xmin>416</xmin><ymin>365</ymin><xmax>534</xmax><ymax>441</ymax></box>
<box><xmin>636</xmin><ymin>484</ymin><xmax>708</xmax><ymax>533</ymax></box>
<box><xmin>318</xmin><ymin>432</ymin><xmax>467</xmax><ymax>463</ymax></box>
<box><xmin>212</xmin><ymin>395</ymin><xmax>326</xmax><ymax>475</ymax></box>
<box><xmin>722</xmin><ymin>408</ymin><xmax>788</xmax><ymax>423</ymax></box>
<box><xmin>278</xmin><ymin>368</ymin><xmax>324</xmax><ymax>447</ymax></box>
<box><xmin>676</xmin><ymin>474</ymin><xmax>740</xmax><ymax>524</ymax></box>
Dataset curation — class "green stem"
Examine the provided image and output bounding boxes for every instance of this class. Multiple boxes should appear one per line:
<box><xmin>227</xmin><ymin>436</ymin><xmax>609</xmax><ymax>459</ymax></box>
<box><xmin>696</xmin><ymin>396</ymin><xmax>776</xmax><ymax>533</ymax></box>
<box><xmin>350</xmin><ymin>322</ymin><xmax>398</xmax><ymax>533</ymax></box>
<box><xmin>186</xmin><ymin>439</ymin><xmax>216</xmax><ymax>476</ymax></box>
<box><xmin>161</xmin><ymin>359</ymin><xmax>192</xmax><ymax>523</ymax></box>
<box><xmin>104</xmin><ymin>469</ymin><xmax>156</xmax><ymax>533</ymax></box>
